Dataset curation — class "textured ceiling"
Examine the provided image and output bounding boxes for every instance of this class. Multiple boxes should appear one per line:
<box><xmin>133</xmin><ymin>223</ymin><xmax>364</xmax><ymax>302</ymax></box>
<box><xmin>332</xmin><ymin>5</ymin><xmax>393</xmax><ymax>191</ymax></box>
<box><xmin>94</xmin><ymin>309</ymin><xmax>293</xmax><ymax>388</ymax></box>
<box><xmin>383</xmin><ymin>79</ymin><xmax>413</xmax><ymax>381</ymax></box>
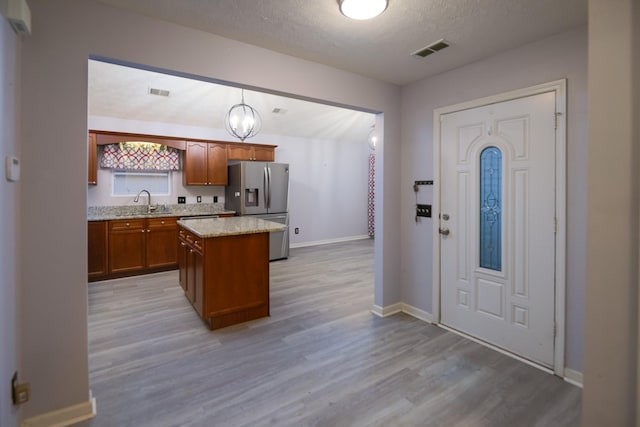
<box><xmin>97</xmin><ymin>0</ymin><xmax>587</xmax><ymax>86</ymax></box>
<box><xmin>90</xmin><ymin>0</ymin><xmax>587</xmax><ymax>142</ymax></box>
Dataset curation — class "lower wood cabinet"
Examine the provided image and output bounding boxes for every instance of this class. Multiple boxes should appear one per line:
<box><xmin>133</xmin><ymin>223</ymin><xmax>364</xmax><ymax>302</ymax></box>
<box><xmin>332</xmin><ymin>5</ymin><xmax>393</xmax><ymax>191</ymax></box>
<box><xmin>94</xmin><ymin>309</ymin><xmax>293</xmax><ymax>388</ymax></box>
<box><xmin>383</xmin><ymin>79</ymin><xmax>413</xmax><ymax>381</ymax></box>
<box><xmin>88</xmin><ymin>220</ymin><xmax>108</xmax><ymax>279</ymax></box>
<box><xmin>89</xmin><ymin>217</ymin><xmax>178</xmax><ymax>282</ymax></box>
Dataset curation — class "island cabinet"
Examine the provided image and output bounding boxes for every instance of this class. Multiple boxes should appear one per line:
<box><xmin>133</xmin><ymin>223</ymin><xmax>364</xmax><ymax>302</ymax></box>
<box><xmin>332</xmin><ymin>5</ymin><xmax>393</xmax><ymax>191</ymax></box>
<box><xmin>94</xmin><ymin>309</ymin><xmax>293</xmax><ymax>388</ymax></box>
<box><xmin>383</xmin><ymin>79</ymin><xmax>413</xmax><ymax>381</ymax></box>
<box><xmin>227</xmin><ymin>143</ymin><xmax>276</xmax><ymax>162</ymax></box>
<box><xmin>178</xmin><ymin>223</ymin><xmax>270</xmax><ymax>330</ymax></box>
<box><xmin>183</xmin><ymin>141</ymin><xmax>228</xmax><ymax>186</ymax></box>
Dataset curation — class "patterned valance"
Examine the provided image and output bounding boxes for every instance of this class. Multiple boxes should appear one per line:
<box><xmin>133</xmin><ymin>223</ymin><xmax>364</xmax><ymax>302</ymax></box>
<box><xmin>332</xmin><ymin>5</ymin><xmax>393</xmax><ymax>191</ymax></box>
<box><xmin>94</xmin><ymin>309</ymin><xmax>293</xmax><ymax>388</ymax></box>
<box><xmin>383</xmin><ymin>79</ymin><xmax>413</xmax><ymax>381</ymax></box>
<box><xmin>100</xmin><ymin>142</ymin><xmax>180</xmax><ymax>171</ymax></box>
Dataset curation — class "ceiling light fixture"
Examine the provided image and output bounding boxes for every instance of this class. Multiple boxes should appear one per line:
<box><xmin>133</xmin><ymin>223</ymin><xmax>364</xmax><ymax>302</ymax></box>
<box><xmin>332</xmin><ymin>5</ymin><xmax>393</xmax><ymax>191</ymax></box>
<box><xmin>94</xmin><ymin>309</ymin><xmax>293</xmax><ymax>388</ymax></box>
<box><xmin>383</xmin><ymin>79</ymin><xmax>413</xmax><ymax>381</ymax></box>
<box><xmin>225</xmin><ymin>89</ymin><xmax>261</xmax><ymax>142</ymax></box>
<box><xmin>338</xmin><ymin>0</ymin><xmax>388</xmax><ymax>20</ymax></box>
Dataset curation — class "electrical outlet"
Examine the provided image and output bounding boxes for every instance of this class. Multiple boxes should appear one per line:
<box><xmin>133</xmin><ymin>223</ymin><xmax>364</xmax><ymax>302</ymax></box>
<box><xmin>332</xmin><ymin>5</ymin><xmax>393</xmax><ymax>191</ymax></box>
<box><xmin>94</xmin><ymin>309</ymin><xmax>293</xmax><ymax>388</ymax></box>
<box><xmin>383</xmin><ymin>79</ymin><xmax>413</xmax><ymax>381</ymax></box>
<box><xmin>213</xmin><ymin>196</ymin><xmax>218</xmax><ymax>203</ymax></box>
<box><xmin>178</xmin><ymin>196</ymin><xmax>186</xmax><ymax>204</ymax></box>
<box><xmin>294</xmin><ymin>227</ymin><xmax>300</xmax><ymax>234</ymax></box>
<box><xmin>196</xmin><ymin>196</ymin><xmax>202</xmax><ymax>203</ymax></box>
<box><xmin>11</xmin><ymin>372</ymin><xmax>29</xmax><ymax>405</ymax></box>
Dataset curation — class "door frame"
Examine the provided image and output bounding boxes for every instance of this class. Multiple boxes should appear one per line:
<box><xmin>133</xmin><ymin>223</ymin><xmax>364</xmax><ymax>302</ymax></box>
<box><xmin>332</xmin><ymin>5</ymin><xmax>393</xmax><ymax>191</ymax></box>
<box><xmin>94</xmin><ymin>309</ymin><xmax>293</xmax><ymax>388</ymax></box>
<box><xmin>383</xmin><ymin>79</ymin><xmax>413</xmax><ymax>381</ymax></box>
<box><xmin>432</xmin><ymin>80</ymin><xmax>567</xmax><ymax>376</ymax></box>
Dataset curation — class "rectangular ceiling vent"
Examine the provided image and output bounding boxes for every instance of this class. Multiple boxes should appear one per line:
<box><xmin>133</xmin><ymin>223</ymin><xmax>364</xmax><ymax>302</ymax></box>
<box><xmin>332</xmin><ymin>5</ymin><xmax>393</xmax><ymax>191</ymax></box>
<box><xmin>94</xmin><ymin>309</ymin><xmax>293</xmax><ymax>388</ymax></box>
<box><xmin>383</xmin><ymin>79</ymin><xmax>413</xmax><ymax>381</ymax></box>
<box><xmin>412</xmin><ymin>39</ymin><xmax>450</xmax><ymax>58</ymax></box>
<box><xmin>148</xmin><ymin>87</ymin><xmax>170</xmax><ymax>97</ymax></box>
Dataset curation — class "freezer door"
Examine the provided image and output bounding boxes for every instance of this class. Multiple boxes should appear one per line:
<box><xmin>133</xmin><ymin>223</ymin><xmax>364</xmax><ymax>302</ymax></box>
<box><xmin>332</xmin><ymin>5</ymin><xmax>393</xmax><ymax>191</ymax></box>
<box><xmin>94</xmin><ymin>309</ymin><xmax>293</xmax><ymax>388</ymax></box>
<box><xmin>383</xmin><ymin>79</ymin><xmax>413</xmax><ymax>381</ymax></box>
<box><xmin>256</xmin><ymin>213</ymin><xmax>289</xmax><ymax>260</ymax></box>
<box><xmin>266</xmin><ymin>163</ymin><xmax>289</xmax><ymax>213</ymax></box>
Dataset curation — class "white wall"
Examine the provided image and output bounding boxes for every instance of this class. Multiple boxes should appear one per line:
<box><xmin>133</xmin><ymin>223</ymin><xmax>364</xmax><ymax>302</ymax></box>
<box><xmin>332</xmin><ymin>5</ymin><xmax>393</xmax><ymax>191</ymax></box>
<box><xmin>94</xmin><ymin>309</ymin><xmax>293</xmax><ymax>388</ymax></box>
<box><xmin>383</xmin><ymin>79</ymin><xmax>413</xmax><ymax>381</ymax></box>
<box><xmin>582</xmin><ymin>0</ymin><xmax>639</xmax><ymax>424</ymax></box>
<box><xmin>399</xmin><ymin>27</ymin><xmax>588</xmax><ymax>372</ymax></box>
<box><xmin>262</xmin><ymin>133</ymin><xmax>372</xmax><ymax>245</ymax></box>
<box><xmin>20</xmin><ymin>0</ymin><xmax>401</xmax><ymax>420</ymax></box>
<box><xmin>0</xmin><ymin>4</ymin><xmax>21</xmax><ymax>426</ymax></box>
<box><xmin>88</xmin><ymin>116</ymin><xmax>372</xmax><ymax>245</ymax></box>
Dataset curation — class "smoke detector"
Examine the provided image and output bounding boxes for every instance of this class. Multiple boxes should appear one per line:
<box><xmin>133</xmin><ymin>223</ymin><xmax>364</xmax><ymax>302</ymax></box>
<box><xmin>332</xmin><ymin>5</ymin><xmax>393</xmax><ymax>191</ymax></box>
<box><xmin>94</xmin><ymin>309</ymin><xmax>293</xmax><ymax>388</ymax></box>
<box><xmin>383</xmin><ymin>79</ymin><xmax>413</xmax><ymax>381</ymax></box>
<box><xmin>411</xmin><ymin>39</ymin><xmax>450</xmax><ymax>58</ymax></box>
<box><xmin>8</xmin><ymin>0</ymin><xmax>31</xmax><ymax>35</ymax></box>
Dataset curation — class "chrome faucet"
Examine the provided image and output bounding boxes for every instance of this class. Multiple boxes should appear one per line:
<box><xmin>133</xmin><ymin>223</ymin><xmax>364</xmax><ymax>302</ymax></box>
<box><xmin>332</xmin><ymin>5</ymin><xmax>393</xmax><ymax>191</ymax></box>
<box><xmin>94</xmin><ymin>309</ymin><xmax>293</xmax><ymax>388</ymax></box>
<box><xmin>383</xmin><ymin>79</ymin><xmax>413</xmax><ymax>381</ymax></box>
<box><xmin>134</xmin><ymin>189</ymin><xmax>156</xmax><ymax>213</ymax></box>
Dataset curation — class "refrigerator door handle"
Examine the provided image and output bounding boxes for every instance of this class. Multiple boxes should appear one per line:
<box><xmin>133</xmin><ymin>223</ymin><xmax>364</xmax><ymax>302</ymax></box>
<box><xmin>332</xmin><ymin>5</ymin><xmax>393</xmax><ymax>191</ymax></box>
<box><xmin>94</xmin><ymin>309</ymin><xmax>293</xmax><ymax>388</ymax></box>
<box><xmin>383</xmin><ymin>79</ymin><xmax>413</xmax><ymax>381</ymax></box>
<box><xmin>266</xmin><ymin>166</ymin><xmax>272</xmax><ymax>208</ymax></box>
<box><xmin>263</xmin><ymin>166</ymin><xmax>269</xmax><ymax>208</ymax></box>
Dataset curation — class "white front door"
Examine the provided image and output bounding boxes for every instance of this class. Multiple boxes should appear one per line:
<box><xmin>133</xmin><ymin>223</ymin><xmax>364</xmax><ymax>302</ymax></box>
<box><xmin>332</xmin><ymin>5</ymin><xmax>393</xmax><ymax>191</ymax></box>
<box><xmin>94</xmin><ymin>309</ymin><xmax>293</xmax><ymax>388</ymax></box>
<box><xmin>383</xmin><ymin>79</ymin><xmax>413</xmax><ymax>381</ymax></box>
<box><xmin>439</xmin><ymin>91</ymin><xmax>557</xmax><ymax>368</ymax></box>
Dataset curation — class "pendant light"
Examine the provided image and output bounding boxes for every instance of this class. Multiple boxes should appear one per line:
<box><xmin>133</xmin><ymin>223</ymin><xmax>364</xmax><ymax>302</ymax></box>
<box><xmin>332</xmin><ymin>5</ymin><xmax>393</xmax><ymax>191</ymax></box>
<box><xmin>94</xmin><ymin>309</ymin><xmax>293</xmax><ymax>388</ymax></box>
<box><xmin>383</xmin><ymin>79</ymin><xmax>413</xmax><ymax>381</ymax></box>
<box><xmin>368</xmin><ymin>125</ymin><xmax>378</xmax><ymax>151</ymax></box>
<box><xmin>225</xmin><ymin>89</ymin><xmax>262</xmax><ymax>142</ymax></box>
<box><xmin>338</xmin><ymin>0</ymin><xmax>388</xmax><ymax>20</ymax></box>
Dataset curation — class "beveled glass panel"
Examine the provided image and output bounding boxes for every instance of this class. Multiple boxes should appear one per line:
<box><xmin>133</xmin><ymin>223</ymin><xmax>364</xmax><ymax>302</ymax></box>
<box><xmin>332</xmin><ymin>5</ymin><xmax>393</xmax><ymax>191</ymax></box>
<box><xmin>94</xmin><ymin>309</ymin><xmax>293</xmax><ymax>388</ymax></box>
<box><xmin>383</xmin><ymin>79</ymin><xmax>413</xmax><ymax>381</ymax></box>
<box><xmin>479</xmin><ymin>147</ymin><xmax>502</xmax><ymax>271</ymax></box>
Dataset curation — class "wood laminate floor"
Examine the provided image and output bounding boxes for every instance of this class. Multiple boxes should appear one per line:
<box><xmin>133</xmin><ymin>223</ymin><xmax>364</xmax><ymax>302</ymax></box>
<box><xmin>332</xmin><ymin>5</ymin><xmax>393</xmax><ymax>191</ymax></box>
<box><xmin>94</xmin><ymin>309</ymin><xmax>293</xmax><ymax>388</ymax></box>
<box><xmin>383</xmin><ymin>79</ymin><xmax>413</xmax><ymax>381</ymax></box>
<box><xmin>79</xmin><ymin>239</ymin><xmax>581</xmax><ymax>427</ymax></box>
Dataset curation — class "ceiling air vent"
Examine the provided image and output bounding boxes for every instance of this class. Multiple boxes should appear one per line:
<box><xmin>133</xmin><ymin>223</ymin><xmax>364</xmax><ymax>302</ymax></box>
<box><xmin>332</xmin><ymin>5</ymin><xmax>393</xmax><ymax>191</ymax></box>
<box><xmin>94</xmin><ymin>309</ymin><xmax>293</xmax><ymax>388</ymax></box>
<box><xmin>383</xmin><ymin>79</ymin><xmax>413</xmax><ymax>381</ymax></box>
<box><xmin>272</xmin><ymin>108</ymin><xmax>287</xmax><ymax>114</ymax></box>
<box><xmin>412</xmin><ymin>39</ymin><xmax>450</xmax><ymax>58</ymax></box>
<box><xmin>148</xmin><ymin>87</ymin><xmax>170</xmax><ymax>97</ymax></box>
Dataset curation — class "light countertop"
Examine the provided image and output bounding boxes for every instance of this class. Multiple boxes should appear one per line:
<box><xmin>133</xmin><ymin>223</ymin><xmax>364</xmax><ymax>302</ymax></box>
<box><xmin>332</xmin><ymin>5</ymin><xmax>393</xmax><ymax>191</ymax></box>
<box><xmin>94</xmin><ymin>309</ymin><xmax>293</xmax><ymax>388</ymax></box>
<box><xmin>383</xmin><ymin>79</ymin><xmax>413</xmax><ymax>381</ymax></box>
<box><xmin>177</xmin><ymin>216</ymin><xmax>286</xmax><ymax>238</ymax></box>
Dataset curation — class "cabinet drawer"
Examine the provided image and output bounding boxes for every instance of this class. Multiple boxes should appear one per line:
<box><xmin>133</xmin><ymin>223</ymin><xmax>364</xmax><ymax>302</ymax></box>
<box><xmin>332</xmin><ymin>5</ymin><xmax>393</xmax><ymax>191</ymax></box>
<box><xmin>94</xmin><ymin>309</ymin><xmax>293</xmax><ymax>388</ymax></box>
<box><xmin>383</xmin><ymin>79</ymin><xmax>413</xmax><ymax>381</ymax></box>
<box><xmin>109</xmin><ymin>219</ymin><xmax>145</xmax><ymax>231</ymax></box>
<box><xmin>148</xmin><ymin>217</ymin><xmax>177</xmax><ymax>230</ymax></box>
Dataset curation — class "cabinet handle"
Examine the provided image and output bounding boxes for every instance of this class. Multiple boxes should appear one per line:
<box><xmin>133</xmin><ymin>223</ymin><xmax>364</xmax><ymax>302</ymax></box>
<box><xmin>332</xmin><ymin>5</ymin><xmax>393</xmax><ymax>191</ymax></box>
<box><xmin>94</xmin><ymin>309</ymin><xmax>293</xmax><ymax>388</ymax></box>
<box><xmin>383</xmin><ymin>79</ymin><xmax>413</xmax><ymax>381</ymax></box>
<box><xmin>147</xmin><ymin>229</ymin><xmax>151</xmax><ymax>233</ymax></box>
<box><xmin>161</xmin><ymin>221</ymin><xmax>165</xmax><ymax>225</ymax></box>
<box><xmin>180</xmin><ymin>242</ymin><xmax>186</xmax><ymax>247</ymax></box>
<box><xmin>141</xmin><ymin>230</ymin><xmax>145</xmax><ymax>233</ymax></box>
<box><xmin>194</xmin><ymin>240</ymin><xmax>199</xmax><ymax>245</ymax></box>
<box><xmin>126</xmin><ymin>222</ymin><xmax>130</xmax><ymax>227</ymax></box>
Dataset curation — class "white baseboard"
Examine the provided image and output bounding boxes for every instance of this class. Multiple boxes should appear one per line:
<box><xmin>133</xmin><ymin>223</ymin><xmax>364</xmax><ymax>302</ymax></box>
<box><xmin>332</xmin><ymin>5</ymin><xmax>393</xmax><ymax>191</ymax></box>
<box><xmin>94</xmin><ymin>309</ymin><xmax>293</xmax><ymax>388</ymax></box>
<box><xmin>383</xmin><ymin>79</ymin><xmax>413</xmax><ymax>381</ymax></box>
<box><xmin>290</xmin><ymin>235</ymin><xmax>371</xmax><ymax>249</ymax></box>
<box><xmin>371</xmin><ymin>302</ymin><xmax>434</xmax><ymax>323</ymax></box>
<box><xmin>563</xmin><ymin>368</ymin><xmax>584</xmax><ymax>388</ymax></box>
<box><xmin>371</xmin><ymin>303</ymin><xmax>403</xmax><ymax>317</ymax></box>
<box><xmin>400</xmin><ymin>303</ymin><xmax>435</xmax><ymax>323</ymax></box>
<box><xmin>21</xmin><ymin>396</ymin><xmax>96</xmax><ymax>427</ymax></box>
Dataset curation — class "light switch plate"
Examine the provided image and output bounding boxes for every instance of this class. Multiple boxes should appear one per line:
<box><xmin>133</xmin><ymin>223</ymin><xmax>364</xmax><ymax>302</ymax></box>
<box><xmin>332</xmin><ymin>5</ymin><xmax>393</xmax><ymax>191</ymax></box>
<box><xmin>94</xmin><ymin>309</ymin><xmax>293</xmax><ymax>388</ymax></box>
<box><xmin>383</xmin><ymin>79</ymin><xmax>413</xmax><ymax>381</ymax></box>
<box><xmin>5</xmin><ymin>156</ymin><xmax>20</xmax><ymax>182</ymax></box>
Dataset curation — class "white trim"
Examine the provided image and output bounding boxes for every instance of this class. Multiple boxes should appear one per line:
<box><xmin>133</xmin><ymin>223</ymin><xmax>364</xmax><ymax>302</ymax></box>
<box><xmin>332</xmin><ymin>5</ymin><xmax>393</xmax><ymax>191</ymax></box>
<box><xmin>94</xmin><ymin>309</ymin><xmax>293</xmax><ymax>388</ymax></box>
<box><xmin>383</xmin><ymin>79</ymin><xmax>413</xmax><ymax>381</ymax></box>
<box><xmin>21</xmin><ymin>397</ymin><xmax>96</xmax><ymax>427</ymax></box>
<box><xmin>400</xmin><ymin>303</ymin><xmax>435</xmax><ymax>323</ymax></box>
<box><xmin>371</xmin><ymin>303</ymin><xmax>403</xmax><ymax>317</ymax></box>
<box><xmin>290</xmin><ymin>235</ymin><xmax>371</xmax><ymax>249</ymax></box>
<box><xmin>432</xmin><ymin>79</ymin><xmax>567</xmax><ymax>376</ymax></box>
<box><xmin>371</xmin><ymin>303</ymin><xmax>434</xmax><ymax>323</ymax></box>
<box><xmin>563</xmin><ymin>368</ymin><xmax>584</xmax><ymax>388</ymax></box>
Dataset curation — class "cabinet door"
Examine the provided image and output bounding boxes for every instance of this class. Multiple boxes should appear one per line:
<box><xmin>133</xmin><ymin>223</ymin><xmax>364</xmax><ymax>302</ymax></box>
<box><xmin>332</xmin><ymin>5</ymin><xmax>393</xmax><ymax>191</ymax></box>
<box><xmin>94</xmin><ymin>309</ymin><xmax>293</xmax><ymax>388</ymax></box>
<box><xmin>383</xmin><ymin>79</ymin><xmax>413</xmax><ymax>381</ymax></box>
<box><xmin>252</xmin><ymin>145</ymin><xmax>275</xmax><ymax>162</ymax></box>
<box><xmin>146</xmin><ymin>218</ymin><xmax>178</xmax><ymax>269</ymax></box>
<box><xmin>227</xmin><ymin>144</ymin><xmax>253</xmax><ymax>161</ymax></box>
<box><xmin>186</xmin><ymin>248</ymin><xmax>196</xmax><ymax>304</ymax></box>
<box><xmin>184</xmin><ymin>141</ymin><xmax>209</xmax><ymax>185</ymax></box>
<box><xmin>192</xmin><ymin>249</ymin><xmax>204</xmax><ymax>318</ymax></box>
<box><xmin>108</xmin><ymin>220</ymin><xmax>146</xmax><ymax>273</ymax></box>
<box><xmin>178</xmin><ymin>235</ymin><xmax>188</xmax><ymax>292</ymax></box>
<box><xmin>88</xmin><ymin>132</ymin><xmax>97</xmax><ymax>185</ymax></box>
<box><xmin>207</xmin><ymin>143</ymin><xmax>228</xmax><ymax>185</ymax></box>
<box><xmin>88</xmin><ymin>221</ymin><xmax>107</xmax><ymax>279</ymax></box>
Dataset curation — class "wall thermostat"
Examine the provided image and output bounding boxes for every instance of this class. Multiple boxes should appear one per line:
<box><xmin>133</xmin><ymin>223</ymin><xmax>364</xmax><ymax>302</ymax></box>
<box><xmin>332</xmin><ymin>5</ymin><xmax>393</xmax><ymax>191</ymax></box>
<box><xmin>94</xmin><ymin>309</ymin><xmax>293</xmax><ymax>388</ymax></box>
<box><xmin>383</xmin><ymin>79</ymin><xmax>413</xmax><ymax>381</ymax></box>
<box><xmin>5</xmin><ymin>156</ymin><xmax>20</xmax><ymax>182</ymax></box>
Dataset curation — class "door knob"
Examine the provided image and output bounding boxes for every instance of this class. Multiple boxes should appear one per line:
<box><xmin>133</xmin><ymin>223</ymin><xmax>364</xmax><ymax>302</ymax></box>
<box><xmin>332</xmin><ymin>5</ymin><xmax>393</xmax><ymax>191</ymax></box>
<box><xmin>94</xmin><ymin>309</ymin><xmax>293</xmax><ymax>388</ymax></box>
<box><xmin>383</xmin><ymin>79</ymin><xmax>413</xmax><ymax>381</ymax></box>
<box><xmin>439</xmin><ymin>227</ymin><xmax>450</xmax><ymax>236</ymax></box>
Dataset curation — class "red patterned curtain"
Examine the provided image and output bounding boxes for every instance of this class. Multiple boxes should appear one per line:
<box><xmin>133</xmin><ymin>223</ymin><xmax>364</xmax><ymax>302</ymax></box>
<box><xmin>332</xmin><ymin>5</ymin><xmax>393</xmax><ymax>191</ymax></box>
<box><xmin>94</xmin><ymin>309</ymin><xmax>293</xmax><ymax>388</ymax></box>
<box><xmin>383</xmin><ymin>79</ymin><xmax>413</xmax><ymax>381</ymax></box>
<box><xmin>100</xmin><ymin>143</ymin><xmax>180</xmax><ymax>171</ymax></box>
<box><xmin>368</xmin><ymin>153</ymin><xmax>375</xmax><ymax>237</ymax></box>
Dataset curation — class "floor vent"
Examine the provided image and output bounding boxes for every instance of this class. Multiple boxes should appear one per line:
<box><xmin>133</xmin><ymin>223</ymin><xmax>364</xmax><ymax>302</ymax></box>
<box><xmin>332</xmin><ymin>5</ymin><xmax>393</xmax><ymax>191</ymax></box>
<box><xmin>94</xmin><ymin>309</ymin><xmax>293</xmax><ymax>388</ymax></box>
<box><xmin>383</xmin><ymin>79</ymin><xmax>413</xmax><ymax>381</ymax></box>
<box><xmin>412</xmin><ymin>39</ymin><xmax>450</xmax><ymax>58</ymax></box>
<box><xmin>148</xmin><ymin>87</ymin><xmax>170</xmax><ymax>97</ymax></box>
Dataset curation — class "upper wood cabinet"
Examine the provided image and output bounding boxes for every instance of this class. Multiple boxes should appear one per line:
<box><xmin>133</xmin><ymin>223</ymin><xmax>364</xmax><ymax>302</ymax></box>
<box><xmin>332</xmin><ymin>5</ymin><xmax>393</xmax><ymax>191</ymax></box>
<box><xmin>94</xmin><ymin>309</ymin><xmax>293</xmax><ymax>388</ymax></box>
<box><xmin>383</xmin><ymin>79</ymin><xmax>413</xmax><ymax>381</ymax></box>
<box><xmin>184</xmin><ymin>141</ymin><xmax>228</xmax><ymax>186</ymax></box>
<box><xmin>88</xmin><ymin>132</ymin><xmax>97</xmax><ymax>185</ymax></box>
<box><xmin>227</xmin><ymin>143</ymin><xmax>275</xmax><ymax>162</ymax></box>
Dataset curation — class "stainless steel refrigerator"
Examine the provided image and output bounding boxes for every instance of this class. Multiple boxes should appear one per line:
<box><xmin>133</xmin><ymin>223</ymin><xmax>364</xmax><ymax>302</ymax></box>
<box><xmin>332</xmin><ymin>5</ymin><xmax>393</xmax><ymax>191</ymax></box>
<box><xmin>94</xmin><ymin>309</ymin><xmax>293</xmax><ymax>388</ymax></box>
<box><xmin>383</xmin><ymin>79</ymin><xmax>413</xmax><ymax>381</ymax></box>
<box><xmin>225</xmin><ymin>162</ymin><xmax>290</xmax><ymax>260</ymax></box>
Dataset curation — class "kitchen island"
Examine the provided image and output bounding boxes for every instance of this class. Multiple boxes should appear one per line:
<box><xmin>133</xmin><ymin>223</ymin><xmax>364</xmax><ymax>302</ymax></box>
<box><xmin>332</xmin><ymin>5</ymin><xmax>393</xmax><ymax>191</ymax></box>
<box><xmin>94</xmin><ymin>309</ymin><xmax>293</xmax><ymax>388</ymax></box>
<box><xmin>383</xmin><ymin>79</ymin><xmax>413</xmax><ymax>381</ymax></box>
<box><xmin>177</xmin><ymin>216</ymin><xmax>286</xmax><ymax>329</ymax></box>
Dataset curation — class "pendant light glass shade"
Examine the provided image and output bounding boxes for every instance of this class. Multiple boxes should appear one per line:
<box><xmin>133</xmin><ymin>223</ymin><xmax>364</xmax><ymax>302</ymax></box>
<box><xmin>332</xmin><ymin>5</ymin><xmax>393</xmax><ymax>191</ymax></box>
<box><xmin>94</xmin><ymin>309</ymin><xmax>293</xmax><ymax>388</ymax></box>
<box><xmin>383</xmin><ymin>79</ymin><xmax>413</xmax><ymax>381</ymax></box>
<box><xmin>225</xmin><ymin>89</ymin><xmax>261</xmax><ymax>142</ymax></box>
<box><xmin>339</xmin><ymin>0</ymin><xmax>388</xmax><ymax>20</ymax></box>
<box><xmin>368</xmin><ymin>126</ymin><xmax>378</xmax><ymax>151</ymax></box>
